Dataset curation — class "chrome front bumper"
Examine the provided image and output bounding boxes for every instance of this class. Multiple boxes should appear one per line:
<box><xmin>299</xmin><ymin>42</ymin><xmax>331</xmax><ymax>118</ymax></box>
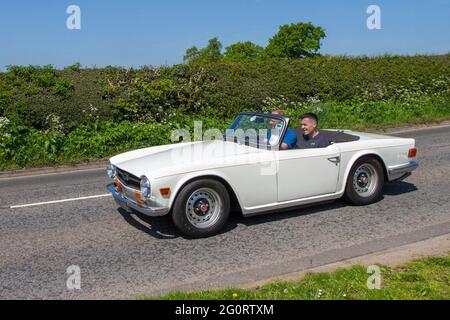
<box><xmin>107</xmin><ymin>183</ymin><xmax>169</xmax><ymax>217</ymax></box>
<box><xmin>387</xmin><ymin>161</ymin><xmax>418</xmax><ymax>181</ymax></box>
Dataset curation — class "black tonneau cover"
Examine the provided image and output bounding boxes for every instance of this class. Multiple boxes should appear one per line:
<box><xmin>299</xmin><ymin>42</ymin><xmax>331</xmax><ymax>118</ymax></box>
<box><xmin>292</xmin><ymin>128</ymin><xmax>360</xmax><ymax>144</ymax></box>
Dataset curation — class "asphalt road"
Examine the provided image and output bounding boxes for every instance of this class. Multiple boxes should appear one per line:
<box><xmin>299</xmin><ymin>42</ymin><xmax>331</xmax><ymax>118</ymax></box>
<box><xmin>0</xmin><ymin>126</ymin><xmax>449</xmax><ymax>299</ymax></box>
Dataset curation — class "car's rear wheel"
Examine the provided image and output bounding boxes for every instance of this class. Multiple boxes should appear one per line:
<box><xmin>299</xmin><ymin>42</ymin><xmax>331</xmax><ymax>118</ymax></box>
<box><xmin>345</xmin><ymin>157</ymin><xmax>384</xmax><ymax>205</ymax></box>
<box><xmin>171</xmin><ymin>179</ymin><xmax>230</xmax><ymax>238</ymax></box>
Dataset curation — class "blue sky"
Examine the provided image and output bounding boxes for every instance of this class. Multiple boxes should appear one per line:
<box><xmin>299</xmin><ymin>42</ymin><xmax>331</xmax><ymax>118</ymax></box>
<box><xmin>0</xmin><ymin>0</ymin><xmax>449</xmax><ymax>70</ymax></box>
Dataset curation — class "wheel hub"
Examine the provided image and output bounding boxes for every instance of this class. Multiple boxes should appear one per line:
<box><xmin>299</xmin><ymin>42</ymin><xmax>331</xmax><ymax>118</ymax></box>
<box><xmin>186</xmin><ymin>188</ymin><xmax>222</xmax><ymax>229</ymax></box>
<box><xmin>193</xmin><ymin>199</ymin><xmax>210</xmax><ymax>216</ymax></box>
<box><xmin>357</xmin><ymin>173</ymin><xmax>369</xmax><ymax>188</ymax></box>
<box><xmin>352</xmin><ymin>164</ymin><xmax>378</xmax><ymax>197</ymax></box>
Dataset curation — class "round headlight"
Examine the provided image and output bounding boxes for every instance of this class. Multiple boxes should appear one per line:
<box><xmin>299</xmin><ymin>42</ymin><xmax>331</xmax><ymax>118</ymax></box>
<box><xmin>107</xmin><ymin>162</ymin><xmax>117</xmax><ymax>179</ymax></box>
<box><xmin>140</xmin><ymin>176</ymin><xmax>151</xmax><ymax>198</ymax></box>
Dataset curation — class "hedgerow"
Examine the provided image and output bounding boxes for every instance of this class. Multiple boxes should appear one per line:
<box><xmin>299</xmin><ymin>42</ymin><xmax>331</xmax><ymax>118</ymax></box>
<box><xmin>0</xmin><ymin>54</ymin><xmax>449</xmax><ymax>168</ymax></box>
<box><xmin>1</xmin><ymin>54</ymin><xmax>448</xmax><ymax>130</ymax></box>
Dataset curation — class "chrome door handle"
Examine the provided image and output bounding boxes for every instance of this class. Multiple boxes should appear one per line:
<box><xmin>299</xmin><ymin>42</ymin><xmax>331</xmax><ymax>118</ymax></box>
<box><xmin>328</xmin><ymin>156</ymin><xmax>340</xmax><ymax>165</ymax></box>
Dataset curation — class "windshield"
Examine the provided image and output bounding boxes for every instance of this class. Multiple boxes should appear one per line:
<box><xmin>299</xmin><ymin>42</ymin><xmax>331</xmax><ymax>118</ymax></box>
<box><xmin>225</xmin><ymin>114</ymin><xmax>286</xmax><ymax>149</ymax></box>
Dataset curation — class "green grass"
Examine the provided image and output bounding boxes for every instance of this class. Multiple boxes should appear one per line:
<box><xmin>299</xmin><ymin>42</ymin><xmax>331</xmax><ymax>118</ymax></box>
<box><xmin>148</xmin><ymin>254</ymin><xmax>450</xmax><ymax>300</ymax></box>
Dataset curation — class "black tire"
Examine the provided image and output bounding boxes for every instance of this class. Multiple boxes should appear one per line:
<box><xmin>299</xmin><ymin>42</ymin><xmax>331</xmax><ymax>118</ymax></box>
<box><xmin>345</xmin><ymin>156</ymin><xmax>384</xmax><ymax>206</ymax></box>
<box><xmin>171</xmin><ymin>179</ymin><xmax>230</xmax><ymax>238</ymax></box>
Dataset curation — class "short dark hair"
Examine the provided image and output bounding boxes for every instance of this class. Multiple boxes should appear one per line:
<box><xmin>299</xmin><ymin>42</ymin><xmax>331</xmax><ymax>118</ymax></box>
<box><xmin>300</xmin><ymin>112</ymin><xmax>318</xmax><ymax>123</ymax></box>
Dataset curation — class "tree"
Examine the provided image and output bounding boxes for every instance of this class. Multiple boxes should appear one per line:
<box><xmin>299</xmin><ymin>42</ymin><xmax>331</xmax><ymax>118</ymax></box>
<box><xmin>183</xmin><ymin>37</ymin><xmax>223</xmax><ymax>63</ymax></box>
<box><xmin>265</xmin><ymin>22</ymin><xmax>326</xmax><ymax>58</ymax></box>
<box><xmin>183</xmin><ymin>46</ymin><xmax>200</xmax><ymax>63</ymax></box>
<box><xmin>224</xmin><ymin>41</ymin><xmax>265</xmax><ymax>61</ymax></box>
<box><xmin>202</xmin><ymin>37</ymin><xmax>223</xmax><ymax>61</ymax></box>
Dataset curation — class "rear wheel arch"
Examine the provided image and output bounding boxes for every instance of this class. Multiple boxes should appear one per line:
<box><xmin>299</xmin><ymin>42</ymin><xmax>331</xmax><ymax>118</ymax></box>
<box><xmin>346</xmin><ymin>153</ymin><xmax>388</xmax><ymax>184</ymax></box>
<box><xmin>366</xmin><ymin>154</ymin><xmax>388</xmax><ymax>182</ymax></box>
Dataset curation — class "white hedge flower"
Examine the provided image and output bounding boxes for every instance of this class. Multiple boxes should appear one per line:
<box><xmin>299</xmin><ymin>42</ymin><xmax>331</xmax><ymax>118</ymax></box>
<box><xmin>45</xmin><ymin>114</ymin><xmax>64</xmax><ymax>132</ymax></box>
<box><xmin>306</xmin><ymin>95</ymin><xmax>321</xmax><ymax>104</ymax></box>
<box><xmin>317</xmin><ymin>289</ymin><xmax>323</xmax><ymax>298</ymax></box>
<box><xmin>0</xmin><ymin>117</ymin><xmax>10</xmax><ymax>129</ymax></box>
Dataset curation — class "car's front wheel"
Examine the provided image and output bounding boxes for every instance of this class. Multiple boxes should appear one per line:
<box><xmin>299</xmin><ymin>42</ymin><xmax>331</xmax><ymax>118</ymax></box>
<box><xmin>345</xmin><ymin>157</ymin><xmax>384</xmax><ymax>206</ymax></box>
<box><xmin>171</xmin><ymin>179</ymin><xmax>230</xmax><ymax>238</ymax></box>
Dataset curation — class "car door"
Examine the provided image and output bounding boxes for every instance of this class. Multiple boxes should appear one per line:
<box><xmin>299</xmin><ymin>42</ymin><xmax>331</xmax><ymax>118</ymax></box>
<box><xmin>276</xmin><ymin>144</ymin><xmax>341</xmax><ymax>202</ymax></box>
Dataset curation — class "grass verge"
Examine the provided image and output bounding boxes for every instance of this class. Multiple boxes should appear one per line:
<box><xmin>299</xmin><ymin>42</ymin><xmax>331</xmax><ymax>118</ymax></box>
<box><xmin>149</xmin><ymin>254</ymin><xmax>449</xmax><ymax>300</ymax></box>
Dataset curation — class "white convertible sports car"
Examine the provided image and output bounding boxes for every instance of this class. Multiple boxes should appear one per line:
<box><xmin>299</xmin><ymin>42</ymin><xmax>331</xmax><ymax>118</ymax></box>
<box><xmin>106</xmin><ymin>112</ymin><xmax>418</xmax><ymax>238</ymax></box>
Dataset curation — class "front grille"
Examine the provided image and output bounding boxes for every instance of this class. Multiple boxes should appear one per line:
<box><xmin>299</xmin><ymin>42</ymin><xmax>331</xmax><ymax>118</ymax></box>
<box><xmin>116</xmin><ymin>167</ymin><xmax>141</xmax><ymax>190</ymax></box>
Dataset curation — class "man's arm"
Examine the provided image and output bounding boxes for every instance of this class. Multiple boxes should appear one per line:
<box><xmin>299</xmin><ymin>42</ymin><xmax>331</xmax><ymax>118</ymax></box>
<box><xmin>282</xmin><ymin>129</ymin><xmax>298</xmax><ymax>149</ymax></box>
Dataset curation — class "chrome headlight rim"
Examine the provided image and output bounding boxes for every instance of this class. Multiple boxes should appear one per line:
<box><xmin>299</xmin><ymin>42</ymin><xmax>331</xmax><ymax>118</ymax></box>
<box><xmin>106</xmin><ymin>161</ymin><xmax>117</xmax><ymax>179</ymax></box>
<box><xmin>140</xmin><ymin>176</ymin><xmax>151</xmax><ymax>198</ymax></box>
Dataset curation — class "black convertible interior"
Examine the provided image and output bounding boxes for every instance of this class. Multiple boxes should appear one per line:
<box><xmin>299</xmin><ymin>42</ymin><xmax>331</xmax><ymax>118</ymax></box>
<box><xmin>292</xmin><ymin>128</ymin><xmax>360</xmax><ymax>145</ymax></box>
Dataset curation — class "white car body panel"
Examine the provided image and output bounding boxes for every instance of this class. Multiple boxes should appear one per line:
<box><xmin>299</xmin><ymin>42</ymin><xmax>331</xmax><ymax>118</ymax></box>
<box><xmin>275</xmin><ymin>144</ymin><xmax>341</xmax><ymax>202</ymax></box>
<box><xmin>108</xmin><ymin>129</ymin><xmax>417</xmax><ymax>217</ymax></box>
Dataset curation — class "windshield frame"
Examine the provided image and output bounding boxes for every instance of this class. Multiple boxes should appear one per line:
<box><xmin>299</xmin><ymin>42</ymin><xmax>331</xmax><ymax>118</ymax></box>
<box><xmin>225</xmin><ymin>112</ymin><xmax>291</xmax><ymax>150</ymax></box>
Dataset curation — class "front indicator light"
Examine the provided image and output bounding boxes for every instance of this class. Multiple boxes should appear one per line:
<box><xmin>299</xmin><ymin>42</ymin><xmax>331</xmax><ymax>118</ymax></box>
<box><xmin>134</xmin><ymin>192</ymin><xmax>146</xmax><ymax>205</ymax></box>
<box><xmin>160</xmin><ymin>188</ymin><xmax>171</xmax><ymax>198</ymax></box>
<box><xmin>114</xmin><ymin>180</ymin><xmax>123</xmax><ymax>193</ymax></box>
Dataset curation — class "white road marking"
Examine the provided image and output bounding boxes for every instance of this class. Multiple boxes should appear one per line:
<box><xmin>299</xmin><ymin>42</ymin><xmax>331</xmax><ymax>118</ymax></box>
<box><xmin>10</xmin><ymin>194</ymin><xmax>111</xmax><ymax>209</ymax></box>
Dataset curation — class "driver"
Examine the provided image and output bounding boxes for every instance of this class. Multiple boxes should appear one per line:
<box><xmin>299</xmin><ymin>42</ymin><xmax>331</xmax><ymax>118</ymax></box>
<box><xmin>296</xmin><ymin>112</ymin><xmax>331</xmax><ymax>149</ymax></box>
<box><xmin>269</xmin><ymin>109</ymin><xmax>297</xmax><ymax>150</ymax></box>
